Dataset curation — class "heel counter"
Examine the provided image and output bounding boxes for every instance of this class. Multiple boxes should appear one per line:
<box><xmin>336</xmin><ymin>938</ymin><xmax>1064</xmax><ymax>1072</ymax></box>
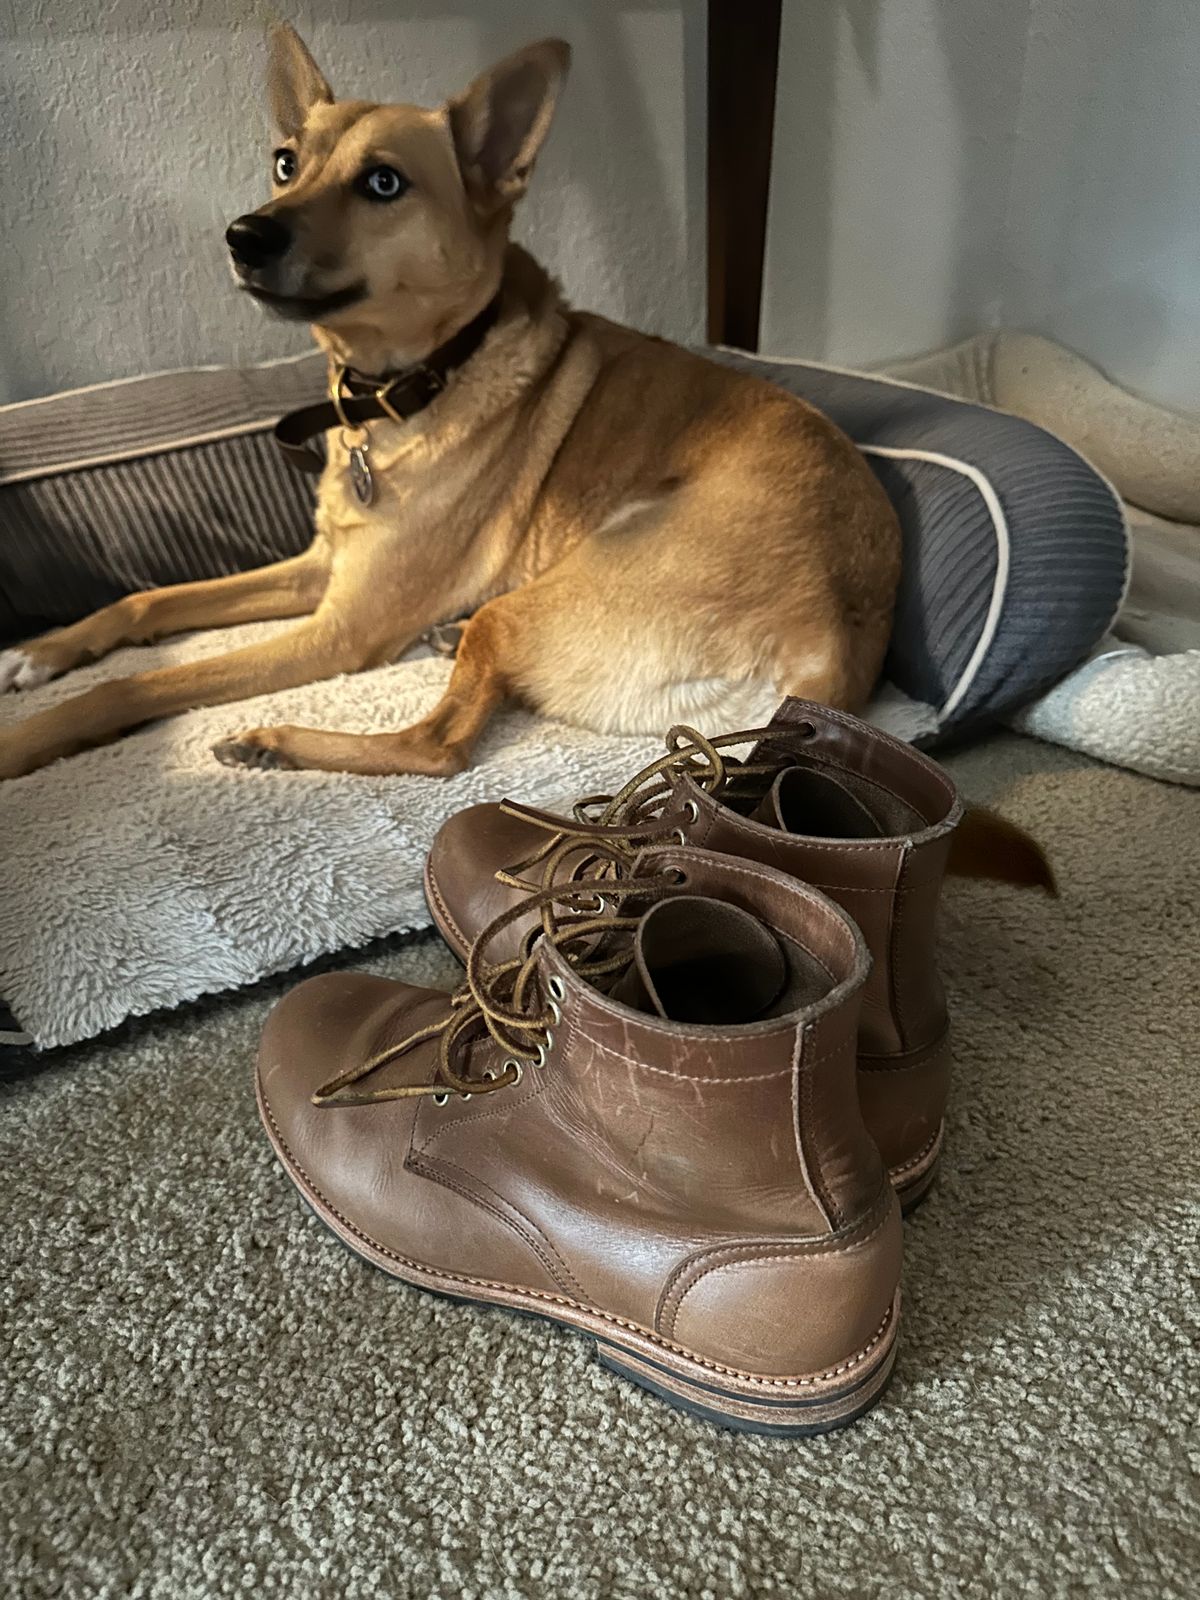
<box><xmin>661</xmin><ymin>1193</ymin><xmax>902</xmax><ymax>1378</ymax></box>
<box><xmin>890</xmin><ymin>835</ymin><xmax>954</xmax><ymax>1051</ymax></box>
<box><xmin>858</xmin><ymin>1029</ymin><xmax>952</xmax><ymax>1178</ymax></box>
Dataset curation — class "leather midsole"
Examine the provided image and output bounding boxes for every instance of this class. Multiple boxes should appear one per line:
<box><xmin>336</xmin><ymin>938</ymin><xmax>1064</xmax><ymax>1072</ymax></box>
<box><xmin>886</xmin><ymin>1122</ymin><xmax>943</xmax><ymax>1190</ymax></box>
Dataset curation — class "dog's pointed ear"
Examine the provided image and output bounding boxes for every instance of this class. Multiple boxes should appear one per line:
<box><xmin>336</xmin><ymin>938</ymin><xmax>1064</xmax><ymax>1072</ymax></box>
<box><xmin>267</xmin><ymin>23</ymin><xmax>333</xmax><ymax>137</ymax></box>
<box><xmin>448</xmin><ymin>39</ymin><xmax>570</xmax><ymax>211</ymax></box>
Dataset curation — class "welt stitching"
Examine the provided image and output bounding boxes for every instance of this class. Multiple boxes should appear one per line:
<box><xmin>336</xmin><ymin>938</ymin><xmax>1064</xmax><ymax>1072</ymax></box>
<box><xmin>261</xmin><ymin>1088</ymin><xmax>891</xmax><ymax>1389</ymax></box>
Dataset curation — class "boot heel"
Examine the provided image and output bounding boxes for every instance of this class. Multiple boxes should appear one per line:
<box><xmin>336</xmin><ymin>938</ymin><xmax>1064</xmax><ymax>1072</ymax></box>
<box><xmin>593</xmin><ymin>1293</ymin><xmax>900</xmax><ymax>1437</ymax></box>
<box><xmin>889</xmin><ymin>1123</ymin><xmax>944</xmax><ymax>1215</ymax></box>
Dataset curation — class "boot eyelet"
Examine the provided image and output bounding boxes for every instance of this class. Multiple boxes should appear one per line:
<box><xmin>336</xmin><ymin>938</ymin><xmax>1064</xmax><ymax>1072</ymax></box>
<box><xmin>432</xmin><ymin>1092</ymin><xmax>449</xmax><ymax>1107</ymax></box>
<box><xmin>504</xmin><ymin>1057</ymin><xmax>524</xmax><ymax>1086</ymax></box>
<box><xmin>682</xmin><ymin>798</ymin><xmax>699</xmax><ymax>822</ymax></box>
<box><xmin>535</xmin><ymin>1034</ymin><xmax>553</xmax><ymax>1069</ymax></box>
<box><xmin>548</xmin><ymin>999</ymin><xmax>562</xmax><ymax>1027</ymax></box>
<box><xmin>547</xmin><ymin>976</ymin><xmax>566</xmax><ymax>1002</ymax></box>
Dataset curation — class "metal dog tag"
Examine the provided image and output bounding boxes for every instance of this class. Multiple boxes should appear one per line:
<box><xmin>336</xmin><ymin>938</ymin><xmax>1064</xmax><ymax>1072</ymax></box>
<box><xmin>348</xmin><ymin>444</ymin><xmax>374</xmax><ymax>506</ymax></box>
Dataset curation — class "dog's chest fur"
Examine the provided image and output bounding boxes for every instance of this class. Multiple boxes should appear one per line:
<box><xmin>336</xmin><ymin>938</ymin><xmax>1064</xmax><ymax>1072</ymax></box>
<box><xmin>311</xmin><ymin>271</ymin><xmax>607</xmax><ymax>621</ymax></box>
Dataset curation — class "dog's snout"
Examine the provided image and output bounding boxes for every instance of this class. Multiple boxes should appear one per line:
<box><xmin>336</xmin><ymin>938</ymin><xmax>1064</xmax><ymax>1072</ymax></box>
<box><xmin>225</xmin><ymin>213</ymin><xmax>291</xmax><ymax>269</ymax></box>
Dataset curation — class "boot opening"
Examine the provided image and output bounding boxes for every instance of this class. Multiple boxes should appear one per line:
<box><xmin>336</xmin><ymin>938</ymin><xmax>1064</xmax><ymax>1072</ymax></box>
<box><xmin>608</xmin><ymin>895</ymin><xmax>835</xmax><ymax>1026</ymax></box>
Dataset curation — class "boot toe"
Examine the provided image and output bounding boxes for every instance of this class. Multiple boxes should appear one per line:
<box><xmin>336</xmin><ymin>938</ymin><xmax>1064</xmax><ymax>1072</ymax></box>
<box><xmin>256</xmin><ymin>972</ymin><xmax>446</xmax><ymax>1228</ymax></box>
<box><xmin>426</xmin><ymin>802</ymin><xmax>546</xmax><ymax>959</ymax></box>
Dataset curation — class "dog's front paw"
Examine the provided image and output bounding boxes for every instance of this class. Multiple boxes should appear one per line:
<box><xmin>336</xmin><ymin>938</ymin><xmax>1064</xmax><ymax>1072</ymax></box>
<box><xmin>212</xmin><ymin>727</ymin><xmax>300</xmax><ymax>772</ymax></box>
<box><xmin>0</xmin><ymin>648</ymin><xmax>55</xmax><ymax>694</ymax></box>
<box><xmin>0</xmin><ymin>730</ymin><xmax>40</xmax><ymax>781</ymax></box>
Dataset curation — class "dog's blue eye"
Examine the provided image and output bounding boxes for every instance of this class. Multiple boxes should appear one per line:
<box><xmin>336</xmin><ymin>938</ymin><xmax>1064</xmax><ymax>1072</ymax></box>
<box><xmin>273</xmin><ymin>149</ymin><xmax>297</xmax><ymax>185</ymax></box>
<box><xmin>362</xmin><ymin>166</ymin><xmax>408</xmax><ymax>202</ymax></box>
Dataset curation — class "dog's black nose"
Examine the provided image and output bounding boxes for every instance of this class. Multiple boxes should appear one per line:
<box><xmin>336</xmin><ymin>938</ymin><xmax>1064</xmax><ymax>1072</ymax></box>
<box><xmin>225</xmin><ymin>213</ymin><xmax>291</xmax><ymax>268</ymax></box>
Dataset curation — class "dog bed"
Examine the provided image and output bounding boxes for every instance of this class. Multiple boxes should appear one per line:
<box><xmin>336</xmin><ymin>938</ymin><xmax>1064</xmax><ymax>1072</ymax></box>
<box><xmin>0</xmin><ymin>349</ymin><xmax>1126</xmax><ymax>1048</ymax></box>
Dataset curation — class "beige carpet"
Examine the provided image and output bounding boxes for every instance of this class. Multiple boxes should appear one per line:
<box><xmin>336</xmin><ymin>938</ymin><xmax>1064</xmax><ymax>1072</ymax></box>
<box><xmin>3</xmin><ymin>733</ymin><xmax>1198</xmax><ymax>1599</ymax></box>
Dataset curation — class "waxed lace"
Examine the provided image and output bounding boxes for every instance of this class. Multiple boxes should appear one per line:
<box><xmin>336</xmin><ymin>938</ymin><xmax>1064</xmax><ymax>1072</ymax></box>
<box><xmin>310</xmin><ymin>720</ymin><xmax>805</xmax><ymax>1110</ymax></box>
<box><xmin>495</xmin><ymin>719</ymin><xmax>799</xmax><ymax>892</ymax></box>
<box><xmin>310</xmin><ymin>845</ymin><xmax>680</xmax><ymax>1108</ymax></box>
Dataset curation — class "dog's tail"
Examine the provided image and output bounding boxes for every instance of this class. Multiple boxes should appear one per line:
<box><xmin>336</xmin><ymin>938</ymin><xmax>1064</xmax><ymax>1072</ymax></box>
<box><xmin>947</xmin><ymin>804</ymin><xmax>1058</xmax><ymax>895</ymax></box>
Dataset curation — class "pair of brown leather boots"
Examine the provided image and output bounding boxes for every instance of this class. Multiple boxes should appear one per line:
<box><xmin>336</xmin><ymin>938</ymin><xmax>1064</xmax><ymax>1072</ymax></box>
<box><xmin>258</xmin><ymin>700</ymin><xmax>1046</xmax><ymax>1435</ymax></box>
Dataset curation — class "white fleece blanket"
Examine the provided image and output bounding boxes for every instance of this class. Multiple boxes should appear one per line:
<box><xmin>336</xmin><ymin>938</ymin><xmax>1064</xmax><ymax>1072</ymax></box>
<box><xmin>0</xmin><ymin>624</ymin><xmax>935</xmax><ymax>1049</ymax></box>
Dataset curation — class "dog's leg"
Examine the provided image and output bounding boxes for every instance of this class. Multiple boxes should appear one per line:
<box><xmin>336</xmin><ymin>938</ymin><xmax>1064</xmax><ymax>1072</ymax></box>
<box><xmin>0</xmin><ymin>548</ymin><xmax>330</xmax><ymax>694</ymax></box>
<box><xmin>0</xmin><ymin>615</ymin><xmax>364</xmax><ymax>780</ymax></box>
<box><xmin>215</xmin><ymin>602</ymin><xmax>511</xmax><ymax>776</ymax></box>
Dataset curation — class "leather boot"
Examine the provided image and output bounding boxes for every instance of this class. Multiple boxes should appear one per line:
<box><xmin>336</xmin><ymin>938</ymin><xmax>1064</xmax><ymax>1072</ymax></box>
<box><xmin>426</xmin><ymin>700</ymin><xmax>967</xmax><ymax>1211</ymax></box>
<box><xmin>258</xmin><ymin>845</ymin><xmax>902</xmax><ymax>1435</ymax></box>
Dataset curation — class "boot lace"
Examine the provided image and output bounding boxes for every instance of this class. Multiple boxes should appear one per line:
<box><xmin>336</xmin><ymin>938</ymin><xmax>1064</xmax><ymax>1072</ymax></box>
<box><xmin>311</xmin><ymin>845</ymin><xmax>679</xmax><ymax>1109</ymax></box>
<box><xmin>496</xmin><ymin>719</ymin><xmax>800</xmax><ymax>890</ymax></box>
<box><xmin>311</xmin><ymin>720</ymin><xmax>806</xmax><ymax>1111</ymax></box>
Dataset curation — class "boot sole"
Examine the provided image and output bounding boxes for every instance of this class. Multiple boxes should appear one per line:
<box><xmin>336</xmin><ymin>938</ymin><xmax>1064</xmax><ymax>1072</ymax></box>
<box><xmin>258</xmin><ymin>1071</ymin><xmax>900</xmax><ymax>1437</ymax></box>
<box><xmin>424</xmin><ymin>857</ymin><xmax>944</xmax><ymax>1219</ymax></box>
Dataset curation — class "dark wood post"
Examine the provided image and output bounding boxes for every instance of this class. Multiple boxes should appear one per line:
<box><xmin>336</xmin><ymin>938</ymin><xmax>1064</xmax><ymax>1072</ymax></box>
<box><xmin>706</xmin><ymin>0</ymin><xmax>783</xmax><ymax>350</ymax></box>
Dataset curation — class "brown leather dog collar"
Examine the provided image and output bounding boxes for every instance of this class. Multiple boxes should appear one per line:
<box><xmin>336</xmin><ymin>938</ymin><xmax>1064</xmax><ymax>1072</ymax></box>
<box><xmin>274</xmin><ymin>293</ymin><xmax>502</xmax><ymax>474</ymax></box>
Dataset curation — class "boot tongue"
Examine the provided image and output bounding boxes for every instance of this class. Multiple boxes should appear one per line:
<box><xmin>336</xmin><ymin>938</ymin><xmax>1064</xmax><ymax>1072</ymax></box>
<box><xmin>608</xmin><ymin>896</ymin><xmax>788</xmax><ymax>1025</ymax></box>
<box><xmin>750</xmin><ymin>765</ymin><xmax>884</xmax><ymax>839</ymax></box>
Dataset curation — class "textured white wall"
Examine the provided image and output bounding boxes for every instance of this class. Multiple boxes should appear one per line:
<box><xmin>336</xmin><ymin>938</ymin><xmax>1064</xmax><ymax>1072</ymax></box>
<box><xmin>762</xmin><ymin>0</ymin><xmax>1200</xmax><ymax>413</ymax></box>
<box><xmin>0</xmin><ymin>1</ymin><xmax>705</xmax><ymax>402</ymax></box>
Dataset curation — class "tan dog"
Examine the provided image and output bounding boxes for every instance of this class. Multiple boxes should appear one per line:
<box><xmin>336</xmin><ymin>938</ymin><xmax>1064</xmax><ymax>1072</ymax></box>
<box><xmin>0</xmin><ymin>26</ymin><xmax>900</xmax><ymax>783</ymax></box>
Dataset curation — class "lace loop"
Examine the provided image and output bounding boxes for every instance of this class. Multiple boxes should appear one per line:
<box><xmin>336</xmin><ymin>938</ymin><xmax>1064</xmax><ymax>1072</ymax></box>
<box><xmin>311</xmin><ymin>719</ymin><xmax>797</xmax><ymax>1112</ymax></box>
<box><xmin>311</xmin><ymin>856</ymin><xmax>677</xmax><ymax>1110</ymax></box>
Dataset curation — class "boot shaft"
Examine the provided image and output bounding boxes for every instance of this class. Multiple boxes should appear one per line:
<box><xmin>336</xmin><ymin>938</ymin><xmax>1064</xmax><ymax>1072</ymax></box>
<box><xmin>675</xmin><ymin>701</ymin><xmax>961</xmax><ymax>1057</ymax></box>
<box><xmin>510</xmin><ymin>846</ymin><xmax>886</xmax><ymax>1238</ymax></box>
